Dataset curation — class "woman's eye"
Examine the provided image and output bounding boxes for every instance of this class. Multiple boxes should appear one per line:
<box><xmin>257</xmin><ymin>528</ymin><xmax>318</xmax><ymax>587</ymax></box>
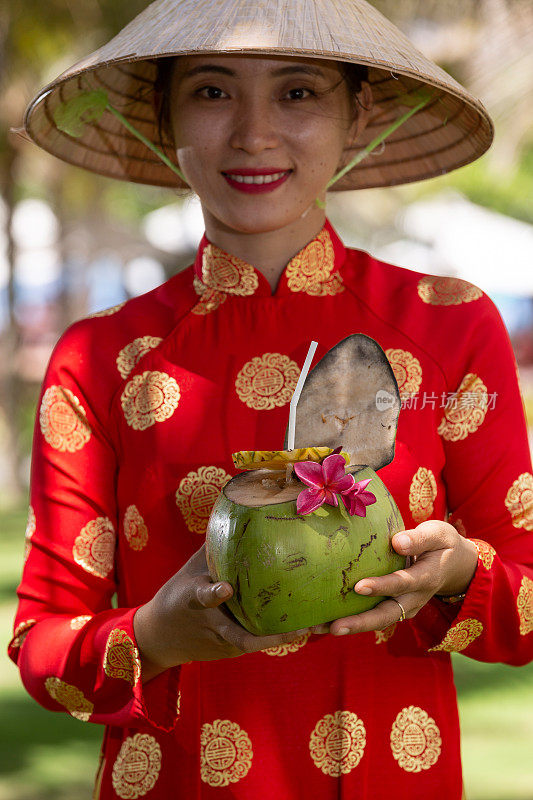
<box><xmin>285</xmin><ymin>87</ymin><xmax>315</xmax><ymax>101</ymax></box>
<box><xmin>196</xmin><ymin>86</ymin><xmax>227</xmax><ymax>99</ymax></box>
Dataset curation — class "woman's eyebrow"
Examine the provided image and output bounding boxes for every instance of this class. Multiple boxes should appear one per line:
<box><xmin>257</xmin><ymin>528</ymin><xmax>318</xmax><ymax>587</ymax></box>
<box><xmin>180</xmin><ymin>64</ymin><xmax>326</xmax><ymax>79</ymax></box>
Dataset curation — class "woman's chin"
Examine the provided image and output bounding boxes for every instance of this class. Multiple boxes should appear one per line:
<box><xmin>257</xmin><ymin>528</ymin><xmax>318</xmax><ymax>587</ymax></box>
<box><xmin>207</xmin><ymin>197</ymin><xmax>323</xmax><ymax>234</ymax></box>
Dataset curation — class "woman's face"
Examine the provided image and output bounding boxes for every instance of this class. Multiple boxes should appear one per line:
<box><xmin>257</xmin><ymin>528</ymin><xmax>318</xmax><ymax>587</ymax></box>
<box><xmin>168</xmin><ymin>54</ymin><xmax>371</xmax><ymax>234</ymax></box>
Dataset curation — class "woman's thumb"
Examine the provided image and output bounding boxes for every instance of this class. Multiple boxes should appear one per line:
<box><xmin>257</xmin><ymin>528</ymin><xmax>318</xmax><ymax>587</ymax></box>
<box><xmin>195</xmin><ymin>578</ymin><xmax>233</xmax><ymax>609</ymax></box>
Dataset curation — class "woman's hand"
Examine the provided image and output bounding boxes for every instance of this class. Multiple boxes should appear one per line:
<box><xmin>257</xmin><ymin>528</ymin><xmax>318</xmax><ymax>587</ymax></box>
<box><xmin>311</xmin><ymin>520</ymin><xmax>479</xmax><ymax>636</ymax></box>
<box><xmin>133</xmin><ymin>543</ymin><xmax>310</xmax><ymax>681</ymax></box>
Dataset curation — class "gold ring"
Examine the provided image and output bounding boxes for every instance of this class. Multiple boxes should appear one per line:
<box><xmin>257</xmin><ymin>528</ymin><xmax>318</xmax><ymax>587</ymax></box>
<box><xmin>391</xmin><ymin>598</ymin><xmax>406</xmax><ymax>622</ymax></box>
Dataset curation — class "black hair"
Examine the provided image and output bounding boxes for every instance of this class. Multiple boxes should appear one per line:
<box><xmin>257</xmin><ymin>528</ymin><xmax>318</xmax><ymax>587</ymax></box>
<box><xmin>153</xmin><ymin>57</ymin><xmax>370</xmax><ymax>151</ymax></box>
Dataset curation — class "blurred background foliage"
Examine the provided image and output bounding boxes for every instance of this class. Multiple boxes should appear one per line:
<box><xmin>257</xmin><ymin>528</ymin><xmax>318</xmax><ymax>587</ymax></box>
<box><xmin>1</xmin><ymin>1</ymin><xmax>532</xmax><ymax>798</ymax></box>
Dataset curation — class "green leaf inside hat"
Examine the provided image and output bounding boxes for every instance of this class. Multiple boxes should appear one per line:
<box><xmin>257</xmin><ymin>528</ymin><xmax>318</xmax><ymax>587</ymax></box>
<box><xmin>53</xmin><ymin>89</ymin><xmax>109</xmax><ymax>138</ymax></box>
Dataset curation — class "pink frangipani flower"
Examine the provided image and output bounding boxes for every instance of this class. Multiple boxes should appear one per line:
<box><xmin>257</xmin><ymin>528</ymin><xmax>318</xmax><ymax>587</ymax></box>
<box><xmin>294</xmin><ymin>453</ymin><xmax>377</xmax><ymax>517</ymax></box>
<box><xmin>341</xmin><ymin>478</ymin><xmax>377</xmax><ymax>517</ymax></box>
<box><xmin>294</xmin><ymin>454</ymin><xmax>355</xmax><ymax>515</ymax></box>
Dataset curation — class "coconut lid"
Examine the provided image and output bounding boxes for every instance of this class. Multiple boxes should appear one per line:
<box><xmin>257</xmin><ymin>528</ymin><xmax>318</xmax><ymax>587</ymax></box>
<box><xmin>284</xmin><ymin>334</ymin><xmax>401</xmax><ymax>470</ymax></box>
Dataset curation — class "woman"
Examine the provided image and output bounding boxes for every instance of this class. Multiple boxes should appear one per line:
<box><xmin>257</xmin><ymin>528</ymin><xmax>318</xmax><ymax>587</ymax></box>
<box><xmin>9</xmin><ymin>1</ymin><xmax>533</xmax><ymax>798</ymax></box>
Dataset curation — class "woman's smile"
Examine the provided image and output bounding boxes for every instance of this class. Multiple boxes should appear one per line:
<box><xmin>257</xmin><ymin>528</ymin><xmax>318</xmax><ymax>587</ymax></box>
<box><xmin>222</xmin><ymin>168</ymin><xmax>293</xmax><ymax>192</ymax></box>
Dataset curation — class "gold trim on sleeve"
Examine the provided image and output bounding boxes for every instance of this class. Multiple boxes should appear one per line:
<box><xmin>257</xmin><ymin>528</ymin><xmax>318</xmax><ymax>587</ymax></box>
<box><xmin>45</xmin><ymin>676</ymin><xmax>94</xmax><ymax>721</ymax></box>
<box><xmin>429</xmin><ymin>618</ymin><xmax>483</xmax><ymax>652</ymax></box>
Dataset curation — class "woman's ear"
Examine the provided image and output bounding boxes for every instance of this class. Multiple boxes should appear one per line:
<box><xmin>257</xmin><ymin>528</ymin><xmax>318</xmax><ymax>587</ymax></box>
<box><xmin>344</xmin><ymin>81</ymin><xmax>374</xmax><ymax>149</ymax></box>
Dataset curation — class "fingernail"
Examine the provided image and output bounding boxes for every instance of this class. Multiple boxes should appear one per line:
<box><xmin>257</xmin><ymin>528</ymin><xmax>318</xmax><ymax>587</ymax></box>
<box><xmin>311</xmin><ymin>625</ymin><xmax>329</xmax><ymax>634</ymax></box>
<box><xmin>354</xmin><ymin>583</ymin><xmax>372</xmax><ymax>595</ymax></box>
<box><xmin>335</xmin><ymin>627</ymin><xmax>350</xmax><ymax>636</ymax></box>
<box><xmin>395</xmin><ymin>534</ymin><xmax>411</xmax><ymax>549</ymax></box>
<box><xmin>215</xmin><ymin>584</ymin><xmax>230</xmax><ymax>597</ymax></box>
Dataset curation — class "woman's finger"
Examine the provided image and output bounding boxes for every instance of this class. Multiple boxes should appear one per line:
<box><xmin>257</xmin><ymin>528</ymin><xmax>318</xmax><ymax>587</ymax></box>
<box><xmin>391</xmin><ymin>520</ymin><xmax>457</xmax><ymax>559</ymax></box>
<box><xmin>353</xmin><ymin>556</ymin><xmax>440</xmax><ymax>599</ymax></box>
<box><xmin>327</xmin><ymin>593</ymin><xmax>421</xmax><ymax>636</ymax></box>
<box><xmin>190</xmin><ymin>577</ymin><xmax>233</xmax><ymax>609</ymax></box>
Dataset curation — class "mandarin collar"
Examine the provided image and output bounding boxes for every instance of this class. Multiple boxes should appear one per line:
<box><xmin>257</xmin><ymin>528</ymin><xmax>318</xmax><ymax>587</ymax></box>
<box><xmin>192</xmin><ymin>218</ymin><xmax>347</xmax><ymax>300</ymax></box>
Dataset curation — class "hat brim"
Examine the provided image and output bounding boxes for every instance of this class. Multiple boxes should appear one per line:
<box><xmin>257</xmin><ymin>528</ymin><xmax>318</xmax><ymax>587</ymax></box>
<box><xmin>21</xmin><ymin>0</ymin><xmax>494</xmax><ymax>191</ymax></box>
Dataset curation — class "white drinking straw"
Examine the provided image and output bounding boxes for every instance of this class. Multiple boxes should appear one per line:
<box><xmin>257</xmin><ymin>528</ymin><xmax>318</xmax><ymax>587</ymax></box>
<box><xmin>287</xmin><ymin>340</ymin><xmax>318</xmax><ymax>451</ymax></box>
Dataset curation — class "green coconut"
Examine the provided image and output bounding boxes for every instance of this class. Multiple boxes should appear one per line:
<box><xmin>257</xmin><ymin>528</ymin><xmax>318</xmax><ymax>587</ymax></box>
<box><xmin>205</xmin><ymin>465</ymin><xmax>405</xmax><ymax>634</ymax></box>
<box><xmin>205</xmin><ymin>333</ymin><xmax>405</xmax><ymax>635</ymax></box>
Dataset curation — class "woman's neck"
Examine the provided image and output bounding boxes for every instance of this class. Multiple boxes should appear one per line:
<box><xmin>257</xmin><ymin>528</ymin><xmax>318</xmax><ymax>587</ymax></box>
<box><xmin>202</xmin><ymin>206</ymin><xmax>327</xmax><ymax>293</ymax></box>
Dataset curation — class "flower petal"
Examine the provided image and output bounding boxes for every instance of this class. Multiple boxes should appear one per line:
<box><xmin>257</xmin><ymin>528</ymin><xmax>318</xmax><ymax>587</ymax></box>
<box><xmin>335</xmin><ymin>474</ymin><xmax>356</xmax><ymax>493</ymax></box>
<box><xmin>354</xmin><ymin>478</ymin><xmax>372</xmax><ymax>491</ymax></box>
<box><xmin>323</xmin><ymin>489</ymin><xmax>339</xmax><ymax>507</ymax></box>
<box><xmin>322</xmin><ymin>454</ymin><xmax>347</xmax><ymax>485</ymax></box>
<box><xmin>296</xmin><ymin>487</ymin><xmax>325</xmax><ymax>515</ymax></box>
<box><xmin>294</xmin><ymin>461</ymin><xmax>325</xmax><ymax>489</ymax></box>
<box><xmin>359</xmin><ymin>490</ymin><xmax>377</xmax><ymax>507</ymax></box>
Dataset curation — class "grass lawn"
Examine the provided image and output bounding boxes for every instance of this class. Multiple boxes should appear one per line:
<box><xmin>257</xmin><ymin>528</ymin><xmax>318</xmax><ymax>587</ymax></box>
<box><xmin>1</xmin><ymin>507</ymin><xmax>533</xmax><ymax>798</ymax></box>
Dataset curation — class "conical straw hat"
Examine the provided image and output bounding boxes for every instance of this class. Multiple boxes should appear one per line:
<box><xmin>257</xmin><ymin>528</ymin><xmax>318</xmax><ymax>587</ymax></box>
<box><xmin>20</xmin><ymin>0</ymin><xmax>494</xmax><ymax>190</ymax></box>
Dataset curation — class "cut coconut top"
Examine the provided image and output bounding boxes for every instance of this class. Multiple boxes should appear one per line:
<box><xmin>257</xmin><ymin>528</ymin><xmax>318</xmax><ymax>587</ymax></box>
<box><xmin>283</xmin><ymin>334</ymin><xmax>401</xmax><ymax>472</ymax></box>
<box><xmin>224</xmin><ymin>469</ymin><xmax>302</xmax><ymax>507</ymax></box>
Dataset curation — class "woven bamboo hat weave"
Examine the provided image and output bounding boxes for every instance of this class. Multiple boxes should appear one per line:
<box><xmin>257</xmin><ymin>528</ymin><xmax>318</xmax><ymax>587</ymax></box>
<box><xmin>19</xmin><ymin>0</ymin><xmax>494</xmax><ymax>190</ymax></box>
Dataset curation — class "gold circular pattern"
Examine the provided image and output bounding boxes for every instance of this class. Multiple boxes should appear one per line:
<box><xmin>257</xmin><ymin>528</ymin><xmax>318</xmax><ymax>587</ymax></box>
<box><xmin>177</xmin><ymin>690</ymin><xmax>181</xmax><ymax>716</ymax></box>
<box><xmin>235</xmin><ymin>353</ymin><xmax>300</xmax><ymax>411</ymax></box>
<box><xmin>429</xmin><ymin>618</ymin><xmax>483</xmax><ymax>652</ymax></box>
<box><xmin>202</xmin><ymin>245</ymin><xmax>258</xmax><ymax>296</ymax></box>
<box><xmin>262</xmin><ymin>631</ymin><xmax>311</xmax><ymax>656</ymax></box>
<box><xmin>45</xmin><ymin>676</ymin><xmax>94</xmax><ymax>721</ymax></box>
<box><xmin>11</xmin><ymin>619</ymin><xmax>37</xmax><ymax>648</ymax></box>
<box><xmin>309</xmin><ymin>710</ymin><xmax>366</xmax><ymax>776</ymax></box>
<box><xmin>390</xmin><ymin>706</ymin><xmax>442</xmax><ymax>772</ymax></box>
<box><xmin>286</xmin><ymin>229</ymin><xmax>344</xmax><ymax>296</ymax></box>
<box><xmin>39</xmin><ymin>385</ymin><xmax>91</xmax><ymax>452</ymax></box>
<box><xmin>90</xmin><ymin>301</ymin><xmax>127</xmax><ymax>318</ymax></box>
<box><xmin>24</xmin><ymin>505</ymin><xmax>36</xmax><ymax>564</ymax></box>
<box><xmin>176</xmin><ymin>466</ymin><xmax>233</xmax><ymax>534</ymax></box>
<box><xmin>104</xmin><ymin>629</ymin><xmax>141</xmax><ymax>686</ymax></box>
<box><xmin>471</xmin><ymin>539</ymin><xmax>496</xmax><ymax>570</ymax></box>
<box><xmin>73</xmin><ymin>517</ymin><xmax>115</xmax><ymax>578</ymax></box>
<box><xmin>408</xmin><ymin>467</ymin><xmax>438</xmax><ymax>523</ymax></box>
<box><xmin>517</xmin><ymin>576</ymin><xmax>533</xmax><ymax>636</ymax></box>
<box><xmin>70</xmin><ymin>615</ymin><xmax>92</xmax><ymax>630</ymax></box>
<box><xmin>385</xmin><ymin>349</ymin><xmax>423</xmax><ymax>397</ymax></box>
<box><xmin>375</xmin><ymin>623</ymin><xmax>397</xmax><ymax>645</ymax></box>
<box><xmin>112</xmin><ymin>733</ymin><xmax>162</xmax><ymax>799</ymax></box>
<box><xmin>124</xmin><ymin>505</ymin><xmax>149</xmax><ymax>550</ymax></box>
<box><xmin>116</xmin><ymin>336</ymin><xmax>163</xmax><ymax>379</ymax></box>
<box><xmin>200</xmin><ymin>719</ymin><xmax>253</xmax><ymax>787</ymax></box>
<box><xmin>437</xmin><ymin>373</ymin><xmax>488</xmax><ymax>441</ymax></box>
<box><xmin>121</xmin><ymin>370</ymin><xmax>180</xmax><ymax>431</ymax></box>
<box><xmin>505</xmin><ymin>473</ymin><xmax>533</xmax><ymax>531</ymax></box>
<box><xmin>417</xmin><ymin>276</ymin><xmax>483</xmax><ymax>306</ymax></box>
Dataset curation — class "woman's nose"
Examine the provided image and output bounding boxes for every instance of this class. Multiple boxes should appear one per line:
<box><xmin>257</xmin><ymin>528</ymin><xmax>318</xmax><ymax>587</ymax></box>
<box><xmin>228</xmin><ymin>95</ymin><xmax>280</xmax><ymax>154</ymax></box>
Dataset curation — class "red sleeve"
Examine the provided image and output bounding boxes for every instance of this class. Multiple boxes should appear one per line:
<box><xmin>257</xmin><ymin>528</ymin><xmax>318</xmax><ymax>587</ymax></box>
<box><xmin>7</xmin><ymin>320</ymin><xmax>181</xmax><ymax>730</ymax></box>
<box><xmin>411</xmin><ymin>293</ymin><xmax>533</xmax><ymax>665</ymax></box>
